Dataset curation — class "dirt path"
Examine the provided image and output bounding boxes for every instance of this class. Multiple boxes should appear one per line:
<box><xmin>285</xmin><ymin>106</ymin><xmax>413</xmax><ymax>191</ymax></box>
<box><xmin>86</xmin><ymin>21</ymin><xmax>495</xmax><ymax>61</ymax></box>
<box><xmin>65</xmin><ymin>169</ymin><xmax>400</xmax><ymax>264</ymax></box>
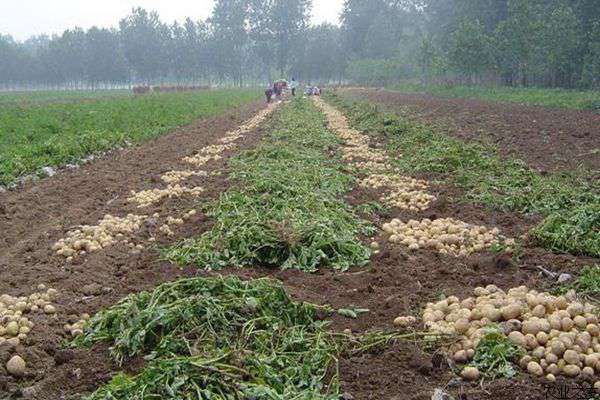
<box><xmin>0</xmin><ymin>101</ymin><xmax>274</xmax><ymax>398</ymax></box>
<box><xmin>340</xmin><ymin>88</ymin><xmax>600</xmax><ymax>173</ymax></box>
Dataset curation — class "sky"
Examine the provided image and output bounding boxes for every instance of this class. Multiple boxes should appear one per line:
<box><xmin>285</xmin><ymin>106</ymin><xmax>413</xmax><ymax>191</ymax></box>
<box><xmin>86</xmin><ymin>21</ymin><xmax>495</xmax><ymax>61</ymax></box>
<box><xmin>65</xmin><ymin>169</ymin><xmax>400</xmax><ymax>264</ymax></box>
<box><xmin>0</xmin><ymin>0</ymin><xmax>345</xmax><ymax>41</ymax></box>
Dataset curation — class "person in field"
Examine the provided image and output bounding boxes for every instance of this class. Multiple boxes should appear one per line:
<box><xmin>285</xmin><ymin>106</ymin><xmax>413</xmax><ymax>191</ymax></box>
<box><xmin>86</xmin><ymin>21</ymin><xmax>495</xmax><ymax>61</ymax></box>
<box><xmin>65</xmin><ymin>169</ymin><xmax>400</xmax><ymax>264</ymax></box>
<box><xmin>265</xmin><ymin>86</ymin><xmax>274</xmax><ymax>103</ymax></box>
<box><xmin>289</xmin><ymin>78</ymin><xmax>298</xmax><ymax>97</ymax></box>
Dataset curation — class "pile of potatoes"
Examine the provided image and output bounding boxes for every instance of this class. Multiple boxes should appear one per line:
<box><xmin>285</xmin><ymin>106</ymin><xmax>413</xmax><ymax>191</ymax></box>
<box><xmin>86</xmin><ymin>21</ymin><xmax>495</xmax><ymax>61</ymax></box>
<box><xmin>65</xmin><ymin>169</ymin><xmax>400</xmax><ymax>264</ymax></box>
<box><xmin>359</xmin><ymin>174</ymin><xmax>435</xmax><ymax>211</ymax></box>
<box><xmin>382</xmin><ymin>217</ymin><xmax>510</xmax><ymax>256</ymax></box>
<box><xmin>183</xmin><ymin>153</ymin><xmax>222</xmax><ymax>167</ymax></box>
<box><xmin>0</xmin><ymin>284</ymin><xmax>58</xmax><ymax>346</ymax></box>
<box><xmin>359</xmin><ymin>174</ymin><xmax>428</xmax><ymax>191</ymax></box>
<box><xmin>382</xmin><ymin>189</ymin><xmax>436</xmax><ymax>211</ymax></box>
<box><xmin>54</xmin><ymin>213</ymin><xmax>147</xmax><ymax>260</ymax></box>
<box><xmin>161</xmin><ymin>170</ymin><xmax>208</xmax><ymax>184</ymax></box>
<box><xmin>128</xmin><ymin>185</ymin><xmax>204</xmax><ymax>208</ymax></box>
<box><xmin>353</xmin><ymin>160</ymin><xmax>394</xmax><ymax>173</ymax></box>
<box><xmin>417</xmin><ymin>285</ymin><xmax>600</xmax><ymax>384</ymax></box>
<box><xmin>200</xmin><ymin>143</ymin><xmax>235</xmax><ymax>155</ymax></box>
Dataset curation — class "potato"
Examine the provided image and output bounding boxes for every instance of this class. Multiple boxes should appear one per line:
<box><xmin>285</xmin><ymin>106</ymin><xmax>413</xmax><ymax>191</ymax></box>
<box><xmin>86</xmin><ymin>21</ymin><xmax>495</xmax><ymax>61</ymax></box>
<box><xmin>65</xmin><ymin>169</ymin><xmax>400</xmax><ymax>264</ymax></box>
<box><xmin>6</xmin><ymin>355</ymin><xmax>26</xmax><ymax>377</ymax></box>
<box><xmin>547</xmin><ymin>363</ymin><xmax>560</xmax><ymax>375</ymax></box>
<box><xmin>574</xmin><ymin>315</ymin><xmax>588</xmax><ymax>329</ymax></box>
<box><xmin>454</xmin><ymin>318</ymin><xmax>470</xmax><ymax>334</ymax></box>
<box><xmin>546</xmin><ymin>373</ymin><xmax>556</xmax><ymax>382</ymax></box>
<box><xmin>548</xmin><ymin>315</ymin><xmax>563</xmax><ymax>330</ymax></box>
<box><xmin>583</xmin><ymin>366</ymin><xmax>595</xmax><ymax>377</ymax></box>
<box><xmin>563</xmin><ymin>364</ymin><xmax>581</xmax><ymax>377</ymax></box>
<box><xmin>587</xmin><ymin>324</ymin><xmax>600</xmax><ymax>337</ymax></box>
<box><xmin>527</xmin><ymin>361</ymin><xmax>544</xmax><ymax>377</ymax></box>
<box><xmin>501</xmin><ymin>304</ymin><xmax>521</xmax><ymax>320</ymax></box>
<box><xmin>461</xmin><ymin>366</ymin><xmax>480</xmax><ymax>381</ymax></box>
<box><xmin>453</xmin><ymin>350</ymin><xmax>468</xmax><ymax>363</ymax></box>
<box><xmin>532</xmin><ymin>304</ymin><xmax>547</xmax><ymax>318</ymax></box>
<box><xmin>508</xmin><ymin>331</ymin><xmax>527</xmax><ymax>347</ymax></box>
<box><xmin>522</xmin><ymin>320</ymin><xmax>541</xmax><ymax>335</ymax></box>
<box><xmin>520</xmin><ymin>355</ymin><xmax>533</xmax><ymax>368</ymax></box>
<box><xmin>562</xmin><ymin>317</ymin><xmax>575</xmax><ymax>331</ymax></box>
<box><xmin>536</xmin><ymin>332</ymin><xmax>549</xmax><ymax>345</ymax></box>
<box><xmin>532</xmin><ymin>346</ymin><xmax>546</xmax><ymax>359</ymax></box>
<box><xmin>546</xmin><ymin>353</ymin><xmax>559</xmax><ymax>364</ymax></box>
<box><xmin>567</xmin><ymin>302</ymin><xmax>584</xmax><ymax>317</ymax></box>
<box><xmin>564</xmin><ymin>349</ymin><xmax>580</xmax><ymax>365</ymax></box>
<box><xmin>550</xmin><ymin>340</ymin><xmax>566</xmax><ymax>356</ymax></box>
<box><xmin>554</xmin><ymin>296</ymin><xmax>568</xmax><ymax>310</ymax></box>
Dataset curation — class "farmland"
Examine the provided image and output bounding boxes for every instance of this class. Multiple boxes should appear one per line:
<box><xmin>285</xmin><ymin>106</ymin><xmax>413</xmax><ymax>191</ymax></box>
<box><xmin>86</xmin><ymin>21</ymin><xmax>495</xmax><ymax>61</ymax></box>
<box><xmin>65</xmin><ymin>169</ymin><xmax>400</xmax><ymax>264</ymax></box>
<box><xmin>0</xmin><ymin>89</ymin><xmax>259</xmax><ymax>187</ymax></box>
<box><xmin>0</xmin><ymin>91</ymin><xmax>599</xmax><ymax>400</ymax></box>
<box><xmin>388</xmin><ymin>83</ymin><xmax>600</xmax><ymax>110</ymax></box>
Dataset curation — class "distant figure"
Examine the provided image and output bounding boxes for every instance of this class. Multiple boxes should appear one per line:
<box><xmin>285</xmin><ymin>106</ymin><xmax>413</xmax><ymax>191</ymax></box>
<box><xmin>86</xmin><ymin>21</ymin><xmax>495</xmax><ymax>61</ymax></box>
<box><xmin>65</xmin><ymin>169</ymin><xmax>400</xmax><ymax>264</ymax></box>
<box><xmin>273</xmin><ymin>82</ymin><xmax>282</xmax><ymax>100</ymax></box>
<box><xmin>312</xmin><ymin>86</ymin><xmax>321</xmax><ymax>96</ymax></box>
<box><xmin>265</xmin><ymin>86</ymin><xmax>273</xmax><ymax>103</ymax></box>
<box><xmin>290</xmin><ymin>78</ymin><xmax>298</xmax><ymax>97</ymax></box>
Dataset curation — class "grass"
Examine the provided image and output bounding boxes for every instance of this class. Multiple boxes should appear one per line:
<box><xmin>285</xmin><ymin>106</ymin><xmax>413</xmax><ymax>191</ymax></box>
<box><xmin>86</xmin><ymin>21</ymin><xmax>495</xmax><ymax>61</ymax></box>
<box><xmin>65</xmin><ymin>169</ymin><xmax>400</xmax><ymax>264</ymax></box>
<box><xmin>73</xmin><ymin>275</ymin><xmax>343</xmax><ymax>399</ymax></box>
<box><xmin>0</xmin><ymin>89</ymin><xmax>259</xmax><ymax>186</ymax></box>
<box><xmin>388</xmin><ymin>82</ymin><xmax>600</xmax><ymax>110</ymax></box>
<box><xmin>325</xmin><ymin>92</ymin><xmax>600</xmax><ymax>258</ymax></box>
<box><xmin>164</xmin><ymin>98</ymin><xmax>373</xmax><ymax>272</ymax></box>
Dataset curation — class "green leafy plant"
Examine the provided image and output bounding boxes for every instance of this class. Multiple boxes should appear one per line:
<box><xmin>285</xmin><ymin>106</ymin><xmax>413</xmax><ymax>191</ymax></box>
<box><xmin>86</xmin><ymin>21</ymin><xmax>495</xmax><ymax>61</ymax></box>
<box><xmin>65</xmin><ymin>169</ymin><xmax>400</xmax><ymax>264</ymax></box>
<box><xmin>165</xmin><ymin>99</ymin><xmax>372</xmax><ymax>272</ymax></box>
<box><xmin>470</xmin><ymin>326</ymin><xmax>525</xmax><ymax>379</ymax></box>
<box><xmin>74</xmin><ymin>275</ymin><xmax>342</xmax><ymax>399</ymax></box>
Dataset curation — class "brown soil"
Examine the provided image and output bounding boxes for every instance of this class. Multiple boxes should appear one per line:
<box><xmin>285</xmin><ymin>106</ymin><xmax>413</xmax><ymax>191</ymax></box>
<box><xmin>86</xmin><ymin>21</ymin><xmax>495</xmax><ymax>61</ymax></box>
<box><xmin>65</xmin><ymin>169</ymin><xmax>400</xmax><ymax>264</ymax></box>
<box><xmin>0</xmin><ymin>97</ymin><xmax>598</xmax><ymax>400</ymax></box>
<box><xmin>340</xmin><ymin>88</ymin><xmax>600</xmax><ymax>173</ymax></box>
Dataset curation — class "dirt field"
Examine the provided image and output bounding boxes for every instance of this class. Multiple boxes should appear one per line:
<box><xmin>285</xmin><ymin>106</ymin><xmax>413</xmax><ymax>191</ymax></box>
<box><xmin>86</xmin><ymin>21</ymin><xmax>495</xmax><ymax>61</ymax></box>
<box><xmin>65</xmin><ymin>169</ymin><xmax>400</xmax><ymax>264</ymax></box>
<box><xmin>0</xmin><ymin>97</ymin><xmax>598</xmax><ymax>400</ymax></box>
<box><xmin>341</xmin><ymin>88</ymin><xmax>600</xmax><ymax>174</ymax></box>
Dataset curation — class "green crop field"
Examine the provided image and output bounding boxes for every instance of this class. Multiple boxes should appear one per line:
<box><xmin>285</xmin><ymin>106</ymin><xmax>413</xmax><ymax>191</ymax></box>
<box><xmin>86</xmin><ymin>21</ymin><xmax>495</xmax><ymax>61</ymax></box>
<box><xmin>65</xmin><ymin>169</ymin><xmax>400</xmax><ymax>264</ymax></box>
<box><xmin>0</xmin><ymin>89</ymin><xmax>259</xmax><ymax>186</ymax></box>
<box><xmin>388</xmin><ymin>83</ymin><xmax>600</xmax><ymax>110</ymax></box>
<box><xmin>0</xmin><ymin>89</ymin><xmax>132</xmax><ymax>104</ymax></box>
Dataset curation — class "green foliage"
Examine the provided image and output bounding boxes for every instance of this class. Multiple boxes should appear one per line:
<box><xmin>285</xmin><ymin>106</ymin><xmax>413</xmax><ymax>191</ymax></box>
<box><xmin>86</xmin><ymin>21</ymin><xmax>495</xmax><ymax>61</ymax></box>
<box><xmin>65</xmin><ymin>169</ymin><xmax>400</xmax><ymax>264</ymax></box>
<box><xmin>388</xmin><ymin>82</ymin><xmax>600</xmax><ymax>110</ymax></box>
<box><xmin>74</xmin><ymin>275</ymin><xmax>341</xmax><ymax>400</ymax></box>
<box><xmin>470</xmin><ymin>326</ymin><xmax>524</xmax><ymax>379</ymax></box>
<box><xmin>448</xmin><ymin>18</ymin><xmax>492</xmax><ymax>79</ymax></box>
<box><xmin>0</xmin><ymin>89</ymin><xmax>259</xmax><ymax>186</ymax></box>
<box><xmin>325</xmin><ymin>92</ymin><xmax>600</xmax><ymax>257</ymax></box>
<box><xmin>165</xmin><ymin>99</ymin><xmax>372</xmax><ymax>272</ymax></box>
<box><xmin>557</xmin><ymin>265</ymin><xmax>600</xmax><ymax>300</ymax></box>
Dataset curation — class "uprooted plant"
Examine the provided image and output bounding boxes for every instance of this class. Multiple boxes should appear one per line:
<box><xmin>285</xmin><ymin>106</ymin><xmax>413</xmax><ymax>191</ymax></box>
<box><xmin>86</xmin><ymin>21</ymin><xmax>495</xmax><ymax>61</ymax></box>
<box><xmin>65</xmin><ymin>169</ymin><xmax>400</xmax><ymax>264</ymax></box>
<box><xmin>164</xmin><ymin>99</ymin><xmax>373</xmax><ymax>272</ymax></box>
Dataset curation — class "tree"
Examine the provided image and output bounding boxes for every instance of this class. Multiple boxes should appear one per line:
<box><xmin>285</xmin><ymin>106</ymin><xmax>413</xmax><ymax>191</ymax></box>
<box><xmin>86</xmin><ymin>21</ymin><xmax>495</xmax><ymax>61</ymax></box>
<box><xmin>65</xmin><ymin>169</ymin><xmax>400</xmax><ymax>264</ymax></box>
<box><xmin>119</xmin><ymin>8</ymin><xmax>169</xmax><ymax>83</ymax></box>
<box><xmin>84</xmin><ymin>27</ymin><xmax>128</xmax><ymax>87</ymax></box>
<box><xmin>448</xmin><ymin>18</ymin><xmax>491</xmax><ymax>82</ymax></box>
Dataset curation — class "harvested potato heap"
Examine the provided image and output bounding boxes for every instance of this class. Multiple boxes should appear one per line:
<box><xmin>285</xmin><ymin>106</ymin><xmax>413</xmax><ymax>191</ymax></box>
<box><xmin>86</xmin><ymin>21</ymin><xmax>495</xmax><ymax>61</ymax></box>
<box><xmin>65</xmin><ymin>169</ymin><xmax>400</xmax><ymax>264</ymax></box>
<box><xmin>54</xmin><ymin>214</ymin><xmax>147</xmax><ymax>259</ymax></box>
<box><xmin>416</xmin><ymin>285</ymin><xmax>600</xmax><ymax>383</ymax></box>
<box><xmin>183</xmin><ymin>153</ymin><xmax>222</xmax><ymax>167</ymax></box>
<box><xmin>161</xmin><ymin>170</ymin><xmax>208</xmax><ymax>184</ymax></box>
<box><xmin>382</xmin><ymin>217</ymin><xmax>511</xmax><ymax>256</ymax></box>
<box><xmin>128</xmin><ymin>185</ymin><xmax>204</xmax><ymax>208</ymax></box>
<box><xmin>360</xmin><ymin>174</ymin><xmax>435</xmax><ymax>211</ymax></box>
<box><xmin>52</xmin><ymin>106</ymin><xmax>278</xmax><ymax>261</ymax></box>
<box><xmin>0</xmin><ymin>284</ymin><xmax>58</xmax><ymax>346</ymax></box>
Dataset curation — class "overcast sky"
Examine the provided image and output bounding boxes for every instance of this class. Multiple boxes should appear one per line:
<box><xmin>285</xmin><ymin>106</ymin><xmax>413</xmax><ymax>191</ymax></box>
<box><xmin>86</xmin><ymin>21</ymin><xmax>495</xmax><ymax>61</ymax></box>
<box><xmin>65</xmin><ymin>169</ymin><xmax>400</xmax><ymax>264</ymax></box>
<box><xmin>0</xmin><ymin>0</ymin><xmax>344</xmax><ymax>41</ymax></box>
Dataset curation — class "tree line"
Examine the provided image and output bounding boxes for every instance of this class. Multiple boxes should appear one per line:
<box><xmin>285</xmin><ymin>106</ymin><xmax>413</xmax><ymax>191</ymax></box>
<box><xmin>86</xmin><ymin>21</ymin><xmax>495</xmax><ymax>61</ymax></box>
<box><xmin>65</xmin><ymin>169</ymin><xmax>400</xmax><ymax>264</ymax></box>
<box><xmin>1</xmin><ymin>0</ymin><xmax>599</xmax><ymax>90</ymax></box>
<box><xmin>342</xmin><ymin>0</ymin><xmax>600</xmax><ymax>89</ymax></box>
<box><xmin>0</xmin><ymin>1</ymin><xmax>344</xmax><ymax>89</ymax></box>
